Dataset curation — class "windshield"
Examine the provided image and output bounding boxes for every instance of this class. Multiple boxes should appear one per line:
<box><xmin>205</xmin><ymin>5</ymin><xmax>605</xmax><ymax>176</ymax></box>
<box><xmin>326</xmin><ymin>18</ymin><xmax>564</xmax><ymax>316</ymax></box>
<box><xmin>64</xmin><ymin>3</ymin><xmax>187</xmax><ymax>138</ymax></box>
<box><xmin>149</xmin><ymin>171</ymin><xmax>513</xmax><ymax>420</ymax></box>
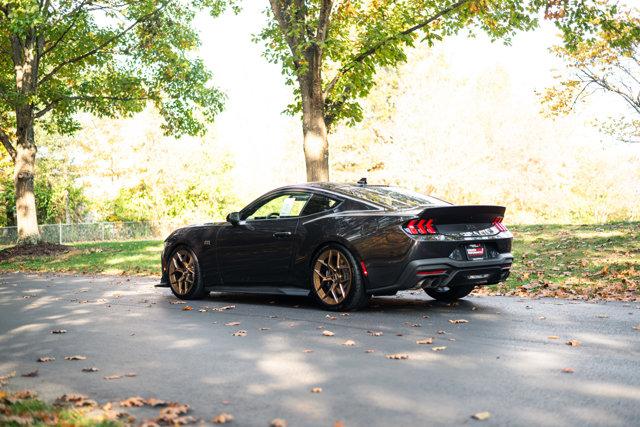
<box><xmin>335</xmin><ymin>185</ymin><xmax>449</xmax><ymax>209</ymax></box>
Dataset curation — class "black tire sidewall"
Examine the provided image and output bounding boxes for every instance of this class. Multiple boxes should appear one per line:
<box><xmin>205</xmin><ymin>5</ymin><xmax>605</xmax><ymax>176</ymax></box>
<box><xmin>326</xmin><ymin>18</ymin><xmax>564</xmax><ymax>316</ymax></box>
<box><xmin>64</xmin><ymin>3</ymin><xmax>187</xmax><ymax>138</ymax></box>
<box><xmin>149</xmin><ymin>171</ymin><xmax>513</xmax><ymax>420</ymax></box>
<box><xmin>169</xmin><ymin>246</ymin><xmax>205</xmax><ymax>300</ymax></box>
<box><xmin>310</xmin><ymin>244</ymin><xmax>368</xmax><ymax>311</ymax></box>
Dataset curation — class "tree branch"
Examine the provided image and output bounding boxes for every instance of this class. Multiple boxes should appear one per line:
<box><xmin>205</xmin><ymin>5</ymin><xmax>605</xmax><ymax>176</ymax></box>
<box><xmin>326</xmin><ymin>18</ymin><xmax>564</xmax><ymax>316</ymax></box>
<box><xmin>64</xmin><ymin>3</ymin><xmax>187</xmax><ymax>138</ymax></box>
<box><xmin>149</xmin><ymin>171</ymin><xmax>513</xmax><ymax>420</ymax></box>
<box><xmin>0</xmin><ymin>127</ymin><xmax>16</xmax><ymax>161</ymax></box>
<box><xmin>41</xmin><ymin>0</ymin><xmax>91</xmax><ymax>59</ymax></box>
<box><xmin>581</xmin><ymin>67</ymin><xmax>640</xmax><ymax>115</ymax></box>
<box><xmin>38</xmin><ymin>2</ymin><xmax>167</xmax><ymax>87</ymax></box>
<box><xmin>34</xmin><ymin>95</ymin><xmax>150</xmax><ymax>119</ymax></box>
<box><xmin>316</xmin><ymin>0</ymin><xmax>333</xmax><ymax>42</ymax></box>
<box><xmin>269</xmin><ymin>0</ymin><xmax>302</xmax><ymax>69</ymax></box>
<box><xmin>324</xmin><ymin>0</ymin><xmax>470</xmax><ymax>96</ymax></box>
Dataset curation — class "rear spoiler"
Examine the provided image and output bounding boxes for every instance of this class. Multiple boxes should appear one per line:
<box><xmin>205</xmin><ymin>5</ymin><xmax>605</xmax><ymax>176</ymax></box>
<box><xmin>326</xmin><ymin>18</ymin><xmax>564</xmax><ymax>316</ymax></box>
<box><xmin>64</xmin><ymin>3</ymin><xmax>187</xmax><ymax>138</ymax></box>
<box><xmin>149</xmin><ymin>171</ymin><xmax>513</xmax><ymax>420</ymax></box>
<box><xmin>418</xmin><ymin>205</ymin><xmax>506</xmax><ymax>224</ymax></box>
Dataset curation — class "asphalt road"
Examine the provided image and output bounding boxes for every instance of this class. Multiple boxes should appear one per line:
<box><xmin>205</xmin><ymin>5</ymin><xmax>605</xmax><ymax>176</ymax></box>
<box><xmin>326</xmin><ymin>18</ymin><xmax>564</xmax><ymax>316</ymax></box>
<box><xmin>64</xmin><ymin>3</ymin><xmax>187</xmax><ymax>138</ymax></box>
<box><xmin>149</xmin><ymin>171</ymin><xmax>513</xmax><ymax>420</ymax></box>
<box><xmin>1</xmin><ymin>272</ymin><xmax>639</xmax><ymax>426</ymax></box>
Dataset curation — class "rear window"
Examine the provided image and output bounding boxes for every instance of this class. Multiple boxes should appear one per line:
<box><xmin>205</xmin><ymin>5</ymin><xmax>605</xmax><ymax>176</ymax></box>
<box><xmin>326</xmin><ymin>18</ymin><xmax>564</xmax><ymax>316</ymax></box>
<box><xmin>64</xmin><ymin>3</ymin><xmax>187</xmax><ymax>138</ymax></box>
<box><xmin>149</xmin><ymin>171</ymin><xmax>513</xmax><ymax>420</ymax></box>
<box><xmin>301</xmin><ymin>194</ymin><xmax>339</xmax><ymax>216</ymax></box>
<box><xmin>335</xmin><ymin>186</ymin><xmax>449</xmax><ymax>210</ymax></box>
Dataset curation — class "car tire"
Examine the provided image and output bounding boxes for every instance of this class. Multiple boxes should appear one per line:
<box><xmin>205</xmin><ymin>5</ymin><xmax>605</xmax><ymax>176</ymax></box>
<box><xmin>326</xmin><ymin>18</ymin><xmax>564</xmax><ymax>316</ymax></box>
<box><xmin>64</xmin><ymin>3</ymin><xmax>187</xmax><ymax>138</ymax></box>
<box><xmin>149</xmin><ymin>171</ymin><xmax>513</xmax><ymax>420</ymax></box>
<box><xmin>425</xmin><ymin>285</ymin><xmax>475</xmax><ymax>302</ymax></box>
<box><xmin>168</xmin><ymin>246</ymin><xmax>206</xmax><ymax>300</ymax></box>
<box><xmin>310</xmin><ymin>244</ymin><xmax>369</xmax><ymax>311</ymax></box>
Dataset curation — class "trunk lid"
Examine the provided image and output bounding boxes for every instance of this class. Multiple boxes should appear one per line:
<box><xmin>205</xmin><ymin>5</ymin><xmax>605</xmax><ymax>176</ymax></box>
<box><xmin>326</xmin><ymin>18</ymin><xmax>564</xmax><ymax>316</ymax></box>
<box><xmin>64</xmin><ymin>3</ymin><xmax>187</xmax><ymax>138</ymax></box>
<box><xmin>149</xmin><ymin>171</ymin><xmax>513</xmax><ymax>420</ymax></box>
<box><xmin>418</xmin><ymin>205</ymin><xmax>506</xmax><ymax>234</ymax></box>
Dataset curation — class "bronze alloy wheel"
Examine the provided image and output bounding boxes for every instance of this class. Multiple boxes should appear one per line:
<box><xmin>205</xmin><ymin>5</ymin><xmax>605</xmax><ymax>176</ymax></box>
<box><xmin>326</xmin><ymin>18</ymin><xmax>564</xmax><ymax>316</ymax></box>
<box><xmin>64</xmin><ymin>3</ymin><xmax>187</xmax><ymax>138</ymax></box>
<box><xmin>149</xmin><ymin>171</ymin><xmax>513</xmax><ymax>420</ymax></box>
<box><xmin>169</xmin><ymin>248</ymin><xmax>196</xmax><ymax>296</ymax></box>
<box><xmin>313</xmin><ymin>248</ymin><xmax>353</xmax><ymax>305</ymax></box>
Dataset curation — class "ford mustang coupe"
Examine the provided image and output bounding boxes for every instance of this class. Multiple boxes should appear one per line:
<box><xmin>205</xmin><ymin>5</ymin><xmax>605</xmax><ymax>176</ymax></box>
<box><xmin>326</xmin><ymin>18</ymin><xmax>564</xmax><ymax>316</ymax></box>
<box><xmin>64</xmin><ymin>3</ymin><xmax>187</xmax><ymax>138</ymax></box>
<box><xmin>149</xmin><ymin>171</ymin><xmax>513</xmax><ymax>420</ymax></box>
<box><xmin>158</xmin><ymin>181</ymin><xmax>513</xmax><ymax>310</ymax></box>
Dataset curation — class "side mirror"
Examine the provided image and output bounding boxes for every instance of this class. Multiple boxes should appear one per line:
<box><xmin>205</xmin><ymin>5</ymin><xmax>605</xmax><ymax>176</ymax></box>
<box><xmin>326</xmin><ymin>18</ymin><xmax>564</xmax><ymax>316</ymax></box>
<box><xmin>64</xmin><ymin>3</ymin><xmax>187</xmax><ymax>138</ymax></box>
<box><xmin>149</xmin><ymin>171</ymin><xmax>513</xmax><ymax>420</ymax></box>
<box><xmin>226</xmin><ymin>212</ymin><xmax>241</xmax><ymax>226</ymax></box>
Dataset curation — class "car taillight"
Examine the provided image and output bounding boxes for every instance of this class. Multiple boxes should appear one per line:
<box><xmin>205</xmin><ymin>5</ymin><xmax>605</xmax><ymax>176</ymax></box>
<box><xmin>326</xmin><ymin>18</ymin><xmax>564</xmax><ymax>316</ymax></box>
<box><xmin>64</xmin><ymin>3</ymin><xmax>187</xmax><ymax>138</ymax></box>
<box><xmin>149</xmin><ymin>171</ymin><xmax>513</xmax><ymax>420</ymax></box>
<box><xmin>492</xmin><ymin>216</ymin><xmax>508</xmax><ymax>232</ymax></box>
<box><xmin>403</xmin><ymin>218</ymin><xmax>437</xmax><ymax>235</ymax></box>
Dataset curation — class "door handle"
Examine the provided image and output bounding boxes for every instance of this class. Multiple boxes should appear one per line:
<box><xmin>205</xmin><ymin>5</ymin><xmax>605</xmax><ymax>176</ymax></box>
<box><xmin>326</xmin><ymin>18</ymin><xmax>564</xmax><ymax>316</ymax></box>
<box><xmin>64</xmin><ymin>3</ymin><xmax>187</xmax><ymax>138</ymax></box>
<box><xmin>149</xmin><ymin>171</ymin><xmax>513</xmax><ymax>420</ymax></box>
<box><xmin>273</xmin><ymin>231</ymin><xmax>292</xmax><ymax>238</ymax></box>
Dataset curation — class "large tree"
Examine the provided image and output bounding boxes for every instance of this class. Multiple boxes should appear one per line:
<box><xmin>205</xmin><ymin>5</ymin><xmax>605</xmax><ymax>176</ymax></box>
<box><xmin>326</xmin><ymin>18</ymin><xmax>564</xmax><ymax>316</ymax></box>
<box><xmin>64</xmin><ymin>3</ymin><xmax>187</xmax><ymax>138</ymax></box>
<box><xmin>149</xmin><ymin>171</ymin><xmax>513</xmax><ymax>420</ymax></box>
<box><xmin>258</xmin><ymin>0</ymin><xmax>624</xmax><ymax>181</ymax></box>
<box><xmin>0</xmin><ymin>0</ymin><xmax>228</xmax><ymax>244</ymax></box>
<box><xmin>541</xmin><ymin>8</ymin><xmax>640</xmax><ymax>142</ymax></box>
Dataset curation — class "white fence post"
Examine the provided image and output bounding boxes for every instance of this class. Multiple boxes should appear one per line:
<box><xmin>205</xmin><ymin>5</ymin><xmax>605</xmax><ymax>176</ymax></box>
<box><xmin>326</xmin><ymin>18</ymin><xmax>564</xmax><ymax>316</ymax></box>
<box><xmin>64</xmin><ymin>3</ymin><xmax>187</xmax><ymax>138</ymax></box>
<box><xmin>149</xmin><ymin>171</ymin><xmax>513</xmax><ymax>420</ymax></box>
<box><xmin>59</xmin><ymin>222</ymin><xmax>62</xmax><ymax>245</ymax></box>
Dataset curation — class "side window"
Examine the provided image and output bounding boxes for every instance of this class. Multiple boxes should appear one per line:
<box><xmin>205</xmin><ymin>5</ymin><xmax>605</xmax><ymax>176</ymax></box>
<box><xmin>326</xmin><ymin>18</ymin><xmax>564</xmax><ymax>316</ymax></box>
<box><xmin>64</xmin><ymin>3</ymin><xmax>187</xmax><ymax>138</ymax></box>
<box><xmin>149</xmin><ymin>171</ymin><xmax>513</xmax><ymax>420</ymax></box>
<box><xmin>301</xmin><ymin>194</ymin><xmax>339</xmax><ymax>216</ymax></box>
<box><xmin>245</xmin><ymin>193</ymin><xmax>311</xmax><ymax>220</ymax></box>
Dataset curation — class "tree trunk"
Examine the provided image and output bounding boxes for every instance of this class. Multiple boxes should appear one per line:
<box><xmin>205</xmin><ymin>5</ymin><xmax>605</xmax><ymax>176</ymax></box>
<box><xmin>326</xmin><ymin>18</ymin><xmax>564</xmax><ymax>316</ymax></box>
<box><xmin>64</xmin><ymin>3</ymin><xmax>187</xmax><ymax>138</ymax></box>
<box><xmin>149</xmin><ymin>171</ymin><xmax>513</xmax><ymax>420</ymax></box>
<box><xmin>301</xmin><ymin>98</ymin><xmax>329</xmax><ymax>182</ymax></box>
<box><xmin>10</xmin><ymin>31</ymin><xmax>42</xmax><ymax>244</ymax></box>
<box><xmin>300</xmin><ymin>46</ymin><xmax>330</xmax><ymax>182</ymax></box>
<box><xmin>14</xmin><ymin>109</ymin><xmax>40</xmax><ymax>244</ymax></box>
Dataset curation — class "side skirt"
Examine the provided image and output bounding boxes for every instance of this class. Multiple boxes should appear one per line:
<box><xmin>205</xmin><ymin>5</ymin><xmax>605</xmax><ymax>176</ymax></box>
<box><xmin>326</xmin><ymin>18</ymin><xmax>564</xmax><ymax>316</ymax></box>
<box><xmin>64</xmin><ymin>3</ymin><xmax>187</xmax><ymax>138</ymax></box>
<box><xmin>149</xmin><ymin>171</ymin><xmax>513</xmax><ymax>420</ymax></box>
<box><xmin>205</xmin><ymin>285</ymin><xmax>310</xmax><ymax>297</ymax></box>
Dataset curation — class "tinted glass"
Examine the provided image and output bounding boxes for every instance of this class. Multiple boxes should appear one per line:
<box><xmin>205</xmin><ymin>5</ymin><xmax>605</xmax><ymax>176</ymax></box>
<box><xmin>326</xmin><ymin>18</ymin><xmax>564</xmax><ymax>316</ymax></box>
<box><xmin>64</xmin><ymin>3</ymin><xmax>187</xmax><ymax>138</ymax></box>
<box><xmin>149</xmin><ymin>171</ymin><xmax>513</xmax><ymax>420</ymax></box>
<box><xmin>301</xmin><ymin>194</ymin><xmax>339</xmax><ymax>216</ymax></box>
<box><xmin>335</xmin><ymin>186</ymin><xmax>448</xmax><ymax>209</ymax></box>
<box><xmin>246</xmin><ymin>193</ymin><xmax>311</xmax><ymax>220</ymax></box>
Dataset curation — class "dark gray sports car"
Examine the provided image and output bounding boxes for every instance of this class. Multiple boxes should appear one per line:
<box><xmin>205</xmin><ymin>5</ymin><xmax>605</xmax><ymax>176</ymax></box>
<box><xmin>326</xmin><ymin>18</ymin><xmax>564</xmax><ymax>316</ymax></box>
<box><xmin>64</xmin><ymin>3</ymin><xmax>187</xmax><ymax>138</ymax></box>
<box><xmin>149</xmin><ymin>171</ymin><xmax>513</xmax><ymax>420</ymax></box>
<box><xmin>158</xmin><ymin>181</ymin><xmax>513</xmax><ymax>310</ymax></box>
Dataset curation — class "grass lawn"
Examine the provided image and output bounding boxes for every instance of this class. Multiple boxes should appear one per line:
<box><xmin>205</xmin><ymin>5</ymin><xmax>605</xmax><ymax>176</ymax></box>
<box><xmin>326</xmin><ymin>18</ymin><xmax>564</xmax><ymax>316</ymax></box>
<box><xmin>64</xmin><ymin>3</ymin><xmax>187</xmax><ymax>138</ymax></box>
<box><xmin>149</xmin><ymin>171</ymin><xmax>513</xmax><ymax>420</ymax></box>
<box><xmin>0</xmin><ymin>390</ymin><xmax>122</xmax><ymax>426</ymax></box>
<box><xmin>0</xmin><ymin>223</ymin><xmax>638</xmax><ymax>299</ymax></box>
<box><xmin>0</xmin><ymin>240</ymin><xmax>162</xmax><ymax>276</ymax></box>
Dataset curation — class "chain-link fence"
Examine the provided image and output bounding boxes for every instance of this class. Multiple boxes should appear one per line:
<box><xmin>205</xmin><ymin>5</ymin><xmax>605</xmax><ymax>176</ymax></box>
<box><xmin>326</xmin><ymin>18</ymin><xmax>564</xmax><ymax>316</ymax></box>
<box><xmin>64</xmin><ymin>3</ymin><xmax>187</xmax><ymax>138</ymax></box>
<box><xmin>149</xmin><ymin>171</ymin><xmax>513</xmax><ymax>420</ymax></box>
<box><xmin>0</xmin><ymin>221</ymin><xmax>184</xmax><ymax>246</ymax></box>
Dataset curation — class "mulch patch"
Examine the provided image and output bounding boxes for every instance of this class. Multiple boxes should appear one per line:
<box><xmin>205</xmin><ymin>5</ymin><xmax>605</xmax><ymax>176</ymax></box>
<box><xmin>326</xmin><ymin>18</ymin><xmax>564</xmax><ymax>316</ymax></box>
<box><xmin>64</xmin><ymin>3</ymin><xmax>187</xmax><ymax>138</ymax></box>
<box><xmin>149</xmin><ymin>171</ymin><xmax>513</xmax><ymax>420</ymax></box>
<box><xmin>0</xmin><ymin>242</ymin><xmax>72</xmax><ymax>262</ymax></box>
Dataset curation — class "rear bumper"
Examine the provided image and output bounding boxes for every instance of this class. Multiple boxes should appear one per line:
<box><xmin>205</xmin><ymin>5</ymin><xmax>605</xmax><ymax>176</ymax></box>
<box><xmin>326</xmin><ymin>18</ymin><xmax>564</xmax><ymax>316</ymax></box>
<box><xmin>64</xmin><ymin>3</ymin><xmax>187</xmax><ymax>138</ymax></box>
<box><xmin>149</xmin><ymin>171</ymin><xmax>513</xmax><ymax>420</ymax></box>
<box><xmin>369</xmin><ymin>253</ymin><xmax>513</xmax><ymax>294</ymax></box>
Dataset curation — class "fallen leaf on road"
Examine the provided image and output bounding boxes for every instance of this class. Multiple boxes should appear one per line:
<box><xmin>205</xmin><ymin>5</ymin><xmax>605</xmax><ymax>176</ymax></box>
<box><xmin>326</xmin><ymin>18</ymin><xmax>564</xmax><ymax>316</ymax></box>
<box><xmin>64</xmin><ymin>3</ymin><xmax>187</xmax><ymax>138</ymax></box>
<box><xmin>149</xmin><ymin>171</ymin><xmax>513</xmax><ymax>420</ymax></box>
<box><xmin>334</xmin><ymin>421</ymin><xmax>345</xmax><ymax>427</ymax></box>
<box><xmin>403</xmin><ymin>322</ymin><xmax>421</xmax><ymax>327</ymax></box>
<box><xmin>562</xmin><ymin>367</ymin><xmax>575</xmax><ymax>373</ymax></box>
<box><xmin>55</xmin><ymin>393</ymin><xmax>97</xmax><ymax>407</ymax></box>
<box><xmin>51</xmin><ymin>329</ymin><xmax>67</xmax><ymax>334</ymax></box>
<box><xmin>633</xmin><ymin>325</ymin><xmax>640</xmax><ymax>331</ymax></box>
<box><xmin>548</xmin><ymin>335</ymin><xmax>559</xmax><ymax>340</ymax></box>
<box><xmin>325</xmin><ymin>315</ymin><xmax>337</xmax><ymax>320</ymax></box>
<box><xmin>0</xmin><ymin>371</ymin><xmax>16</xmax><ymax>386</ymax></box>
<box><xmin>21</xmin><ymin>369</ymin><xmax>38</xmax><ymax>378</ymax></box>
<box><xmin>103</xmin><ymin>374</ymin><xmax>123</xmax><ymax>380</ymax></box>
<box><xmin>212</xmin><ymin>305</ymin><xmax>236</xmax><ymax>311</ymax></box>
<box><xmin>225</xmin><ymin>322</ymin><xmax>241</xmax><ymax>326</ymax></box>
<box><xmin>596</xmin><ymin>314</ymin><xmax>609</xmax><ymax>318</ymax></box>
<box><xmin>120</xmin><ymin>396</ymin><xmax>146</xmax><ymax>407</ymax></box>
<box><xmin>37</xmin><ymin>356</ymin><xmax>55</xmax><ymax>362</ymax></box>
<box><xmin>145</xmin><ymin>398</ymin><xmax>168</xmax><ymax>407</ymax></box>
<box><xmin>416</xmin><ymin>338</ymin><xmax>433</xmax><ymax>345</ymax></box>
<box><xmin>449</xmin><ymin>319</ymin><xmax>469</xmax><ymax>324</ymax></box>
<box><xmin>311</xmin><ymin>387</ymin><xmax>322</xmax><ymax>393</ymax></box>
<box><xmin>182</xmin><ymin>306</ymin><xmax>193</xmax><ymax>311</ymax></box>
<box><xmin>14</xmin><ymin>390</ymin><xmax>37</xmax><ymax>400</ymax></box>
<box><xmin>82</xmin><ymin>367</ymin><xmax>99</xmax><ymax>372</ymax></box>
<box><xmin>322</xmin><ymin>330</ymin><xmax>335</xmax><ymax>336</ymax></box>
<box><xmin>432</xmin><ymin>346</ymin><xmax>447</xmax><ymax>352</ymax></box>
<box><xmin>471</xmin><ymin>411</ymin><xmax>491</xmax><ymax>421</ymax></box>
<box><xmin>212</xmin><ymin>412</ymin><xmax>234</xmax><ymax>424</ymax></box>
<box><xmin>270</xmin><ymin>418</ymin><xmax>287</xmax><ymax>427</ymax></box>
<box><xmin>232</xmin><ymin>330</ymin><xmax>247</xmax><ymax>337</ymax></box>
<box><xmin>64</xmin><ymin>355</ymin><xmax>87</xmax><ymax>361</ymax></box>
<box><xmin>566</xmin><ymin>339</ymin><xmax>581</xmax><ymax>347</ymax></box>
<box><xmin>198</xmin><ymin>309</ymin><xmax>207</xmax><ymax>313</ymax></box>
<box><xmin>303</xmin><ymin>349</ymin><xmax>314</xmax><ymax>353</ymax></box>
<box><xmin>343</xmin><ymin>340</ymin><xmax>356</xmax><ymax>346</ymax></box>
<box><xmin>160</xmin><ymin>404</ymin><xmax>190</xmax><ymax>418</ymax></box>
<box><xmin>437</xmin><ymin>330</ymin><xmax>446</xmax><ymax>335</ymax></box>
<box><xmin>385</xmin><ymin>353</ymin><xmax>409</xmax><ymax>360</ymax></box>
<box><xmin>125</xmin><ymin>373</ymin><xmax>136</xmax><ymax>377</ymax></box>
<box><xmin>364</xmin><ymin>349</ymin><xmax>375</xmax><ymax>353</ymax></box>
<box><xmin>367</xmin><ymin>331</ymin><xmax>383</xmax><ymax>336</ymax></box>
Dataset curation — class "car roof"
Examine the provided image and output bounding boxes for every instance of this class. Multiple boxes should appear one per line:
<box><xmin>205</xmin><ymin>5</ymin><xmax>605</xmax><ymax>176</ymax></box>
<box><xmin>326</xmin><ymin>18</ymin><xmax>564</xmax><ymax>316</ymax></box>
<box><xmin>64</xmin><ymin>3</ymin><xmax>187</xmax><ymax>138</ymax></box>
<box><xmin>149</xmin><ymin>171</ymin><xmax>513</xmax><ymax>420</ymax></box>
<box><xmin>269</xmin><ymin>182</ymin><xmax>450</xmax><ymax>211</ymax></box>
<box><xmin>273</xmin><ymin>182</ymin><xmax>385</xmax><ymax>196</ymax></box>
